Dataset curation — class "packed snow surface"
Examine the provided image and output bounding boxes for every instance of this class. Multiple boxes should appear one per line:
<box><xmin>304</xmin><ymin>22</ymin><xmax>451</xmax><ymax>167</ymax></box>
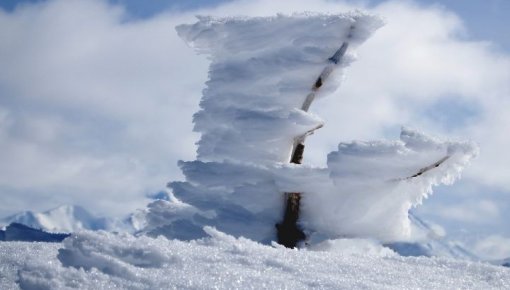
<box><xmin>1</xmin><ymin>228</ymin><xmax>509</xmax><ymax>289</ymax></box>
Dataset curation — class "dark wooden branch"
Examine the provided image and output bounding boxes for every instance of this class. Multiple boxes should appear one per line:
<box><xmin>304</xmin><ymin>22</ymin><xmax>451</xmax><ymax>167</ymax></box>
<box><xmin>275</xmin><ymin>142</ymin><xmax>306</xmax><ymax>248</ymax></box>
<box><xmin>391</xmin><ymin>156</ymin><xmax>451</xmax><ymax>182</ymax></box>
<box><xmin>276</xmin><ymin>191</ymin><xmax>306</xmax><ymax>248</ymax></box>
<box><xmin>276</xmin><ymin>26</ymin><xmax>354</xmax><ymax>248</ymax></box>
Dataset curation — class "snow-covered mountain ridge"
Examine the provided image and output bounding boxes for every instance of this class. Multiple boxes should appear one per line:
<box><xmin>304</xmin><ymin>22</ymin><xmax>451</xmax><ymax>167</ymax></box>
<box><xmin>0</xmin><ymin>223</ymin><xmax>69</xmax><ymax>242</ymax></box>
<box><xmin>0</xmin><ymin>205</ymin><xmax>110</xmax><ymax>233</ymax></box>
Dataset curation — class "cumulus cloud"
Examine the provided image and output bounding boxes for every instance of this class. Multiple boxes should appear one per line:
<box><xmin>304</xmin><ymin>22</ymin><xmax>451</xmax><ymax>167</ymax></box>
<box><xmin>0</xmin><ymin>0</ymin><xmax>205</xmax><ymax>216</ymax></box>
<box><xmin>0</xmin><ymin>0</ymin><xmax>509</xmax><ymax>234</ymax></box>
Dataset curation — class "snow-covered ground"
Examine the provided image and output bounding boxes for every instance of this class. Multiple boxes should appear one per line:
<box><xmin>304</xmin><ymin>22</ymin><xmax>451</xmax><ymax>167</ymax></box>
<box><xmin>1</xmin><ymin>228</ymin><xmax>509</xmax><ymax>289</ymax></box>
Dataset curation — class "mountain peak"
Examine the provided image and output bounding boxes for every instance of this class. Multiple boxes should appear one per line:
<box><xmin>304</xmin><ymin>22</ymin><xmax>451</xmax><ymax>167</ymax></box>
<box><xmin>1</xmin><ymin>204</ymin><xmax>108</xmax><ymax>233</ymax></box>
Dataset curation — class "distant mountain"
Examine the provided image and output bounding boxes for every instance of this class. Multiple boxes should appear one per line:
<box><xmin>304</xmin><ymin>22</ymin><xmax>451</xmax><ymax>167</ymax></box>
<box><xmin>491</xmin><ymin>257</ymin><xmax>510</xmax><ymax>268</ymax></box>
<box><xmin>0</xmin><ymin>205</ymin><xmax>110</xmax><ymax>233</ymax></box>
<box><xmin>385</xmin><ymin>212</ymin><xmax>478</xmax><ymax>260</ymax></box>
<box><xmin>503</xmin><ymin>258</ymin><xmax>510</xmax><ymax>268</ymax></box>
<box><xmin>0</xmin><ymin>223</ymin><xmax>69</xmax><ymax>242</ymax></box>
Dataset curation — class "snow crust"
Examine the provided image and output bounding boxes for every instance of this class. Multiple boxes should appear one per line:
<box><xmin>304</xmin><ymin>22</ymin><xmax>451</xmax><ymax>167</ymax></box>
<box><xmin>3</xmin><ymin>228</ymin><xmax>509</xmax><ymax>289</ymax></box>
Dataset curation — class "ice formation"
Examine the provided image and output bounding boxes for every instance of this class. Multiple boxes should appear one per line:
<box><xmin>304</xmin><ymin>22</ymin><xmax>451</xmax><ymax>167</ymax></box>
<box><xmin>137</xmin><ymin>13</ymin><xmax>478</xmax><ymax>244</ymax></box>
<box><xmin>177</xmin><ymin>13</ymin><xmax>381</xmax><ymax>164</ymax></box>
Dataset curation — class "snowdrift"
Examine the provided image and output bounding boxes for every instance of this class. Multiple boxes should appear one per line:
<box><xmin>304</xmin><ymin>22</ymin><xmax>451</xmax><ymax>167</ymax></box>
<box><xmin>3</xmin><ymin>228</ymin><xmax>508</xmax><ymax>289</ymax></box>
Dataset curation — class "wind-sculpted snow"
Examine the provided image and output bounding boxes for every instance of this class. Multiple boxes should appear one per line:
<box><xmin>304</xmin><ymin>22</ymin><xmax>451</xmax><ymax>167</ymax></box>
<box><xmin>4</xmin><ymin>228</ymin><xmax>508</xmax><ymax>289</ymax></box>
<box><xmin>149</xmin><ymin>128</ymin><xmax>477</xmax><ymax>243</ymax></box>
<box><xmin>138</xmin><ymin>14</ymin><xmax>481</xmax><ymax>244</ymax></box>
<box><xmin>177</xmin><ymin>13</ymin><xmax>383</xmax><ymax>163</ymax></box>
<box><xmin>303</xmin><ymin>128</ymin><xmax>478</xmax><ymax>241</ymax></box>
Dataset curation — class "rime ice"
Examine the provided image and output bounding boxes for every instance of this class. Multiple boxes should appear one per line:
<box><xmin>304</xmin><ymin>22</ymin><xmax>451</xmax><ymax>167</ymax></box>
<box><xmin>136</xmin><ymin>13</ymin><xmax>480</xmax><ymax>244</ymax></box>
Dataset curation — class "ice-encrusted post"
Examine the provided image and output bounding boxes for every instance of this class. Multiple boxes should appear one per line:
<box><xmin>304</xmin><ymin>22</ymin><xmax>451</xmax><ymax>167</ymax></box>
<box><xmin>276</xmin><ymin>27</ymin><xmax>354</xmax><ymax>248</ymax></box>
<box><xmin>174</xmin><ymin>14</ymin><xmax>384</xmax><ymax>244</ymax></box>
<box><xmin>148</xmin><ymin>15</ymin><xmax>478</xmax><ymax>245</ymax></box>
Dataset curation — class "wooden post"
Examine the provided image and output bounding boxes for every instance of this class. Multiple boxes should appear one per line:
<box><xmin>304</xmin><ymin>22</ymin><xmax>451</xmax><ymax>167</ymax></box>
<box><xmin>276</xmin><ymin>144</ymin><xmax>306</xmax><ymax>248</ymax></box>
<box><xmin>275</xmin><ymin>26</ymin><xmax>354</xmax><ymax>248</ymax></box>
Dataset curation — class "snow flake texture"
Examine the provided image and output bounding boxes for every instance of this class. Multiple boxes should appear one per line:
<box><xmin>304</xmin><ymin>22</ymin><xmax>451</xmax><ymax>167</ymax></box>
<box><xmin>8</xmin><ymin>229</ymin><xmax>509</xmax><ymax>289</ymax></box>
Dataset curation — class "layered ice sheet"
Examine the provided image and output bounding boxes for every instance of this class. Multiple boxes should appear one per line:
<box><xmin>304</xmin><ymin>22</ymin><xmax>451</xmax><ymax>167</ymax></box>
<box><xmin>146</xmin><ymin>14</ymin><xmax>479</xmax><ymax>244</ymax></box>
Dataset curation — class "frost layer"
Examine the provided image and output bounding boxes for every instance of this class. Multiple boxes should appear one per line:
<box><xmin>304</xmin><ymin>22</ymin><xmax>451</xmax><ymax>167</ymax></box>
<box><xmin>177</xmin><ymin>13</ymin><xmax>383</xmax><ymax>164</ymax></box>
<box><xmin>147</xmin><ymin>14</ymin><xmax>478</xmax><ymax>244</ymax></box>
<box><xmin>303</xmin><ymin>128</ymin><xmax>478</xmax><ymax>241</ymax></box>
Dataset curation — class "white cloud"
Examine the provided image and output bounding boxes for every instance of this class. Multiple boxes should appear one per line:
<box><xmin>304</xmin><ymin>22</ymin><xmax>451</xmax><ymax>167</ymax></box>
<box><xmin>0</xmin><ymin>0</ymin><xmax>509</xmax><ymax>224</ymax></box>
<box><xmin>0</xmin><ymin>0</ymin><xmax>205</xmax><ymax>216</ymax></box>
<box><xmin>433</xmin><ymin>199</ymin><xmax>500</xmax><ymax>224</ymax></box>
<box><xmin>307</xmin><ymin>0</ymin><xmax>510</xmax><ymax>170</ymax></box>
<box><xmin>474</xmin><ymin>235</ymin><xmax>510</xmax><ymax>260</ymax></box>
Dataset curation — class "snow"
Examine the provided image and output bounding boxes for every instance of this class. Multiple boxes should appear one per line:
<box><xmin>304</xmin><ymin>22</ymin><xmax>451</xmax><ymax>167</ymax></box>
<box><xmin>1</xmin><ymin>205</ymin><xmax>110</xmax><ymax>233</ymax></box>
<box><xmin>0</xmin><ymin>12</ymin><xmax>490</xmax><ymax>289</ymax></box>
<box><xmin>304</xmin><ymin>127</ymin><xmax>478</xmax><ymax>241</ymax></box>
<box><xmin>177</xmin><ymin>13</ymin><xmax>383</xmax><ymax>164</ymax></box>
<box><xmin>0</xmin><ymin>242</ymin><xmax>60</xmax><ymax>289</ymax></box>
<box><xmin>168</xmin><ymin>14</ymin><xmax>371</xmax><ymax>243</ymax></box>
<box><xmin>141</xmin><ymin>13</ymin><xmax>479</xmax><ymax>246</ymax></box>
<box><xmin>1</xmin><ymin>228</ymin><xmax>509</xmax><ymax>289</ymax></box>
<box><xmin>152</xmin><ymin>129</ymin><xmax>478</xmax><ymax>244</ymax></box>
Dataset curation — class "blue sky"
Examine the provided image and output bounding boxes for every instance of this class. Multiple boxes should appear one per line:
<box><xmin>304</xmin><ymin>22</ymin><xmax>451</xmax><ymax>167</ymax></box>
<box><xmin>0</xmin><ymin>0</ymin><xmax>509</xmax><ymax>259</ymax></box>
<box><xmin>3</xmin><ymin>0</ymin><xmax>509</xmax><ymax>50</ymax></box>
